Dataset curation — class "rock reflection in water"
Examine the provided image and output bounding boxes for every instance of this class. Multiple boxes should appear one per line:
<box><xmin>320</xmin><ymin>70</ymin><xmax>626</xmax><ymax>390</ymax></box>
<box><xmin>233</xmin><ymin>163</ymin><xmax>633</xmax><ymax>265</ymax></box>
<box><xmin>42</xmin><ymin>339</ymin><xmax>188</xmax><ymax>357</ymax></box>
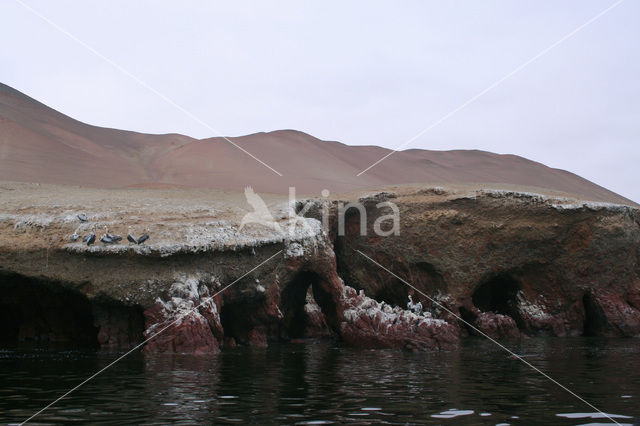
<box><xmin>1</xmin><ymin>338</ymin><xmax>639</xmax><ymax>424</ymax></box>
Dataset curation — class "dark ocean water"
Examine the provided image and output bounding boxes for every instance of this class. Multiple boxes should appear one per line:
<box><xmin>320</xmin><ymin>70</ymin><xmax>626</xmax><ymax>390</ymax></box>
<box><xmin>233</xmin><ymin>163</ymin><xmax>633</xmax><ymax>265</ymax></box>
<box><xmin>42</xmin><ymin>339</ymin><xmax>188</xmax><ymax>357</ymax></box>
<box><xmin>1</xmin><ymin>338</ymin><xmax>639</xmax><ymax>425</ymax></box>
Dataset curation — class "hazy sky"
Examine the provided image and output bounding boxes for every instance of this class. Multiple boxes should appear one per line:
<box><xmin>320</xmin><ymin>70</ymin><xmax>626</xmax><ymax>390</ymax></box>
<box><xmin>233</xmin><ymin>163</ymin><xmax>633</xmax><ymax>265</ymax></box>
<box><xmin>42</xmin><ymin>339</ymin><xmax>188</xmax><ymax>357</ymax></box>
<box><xmin>1</xmin><ymin>1</ymin><xmax>638</xmax><ymax>201</ymax></box>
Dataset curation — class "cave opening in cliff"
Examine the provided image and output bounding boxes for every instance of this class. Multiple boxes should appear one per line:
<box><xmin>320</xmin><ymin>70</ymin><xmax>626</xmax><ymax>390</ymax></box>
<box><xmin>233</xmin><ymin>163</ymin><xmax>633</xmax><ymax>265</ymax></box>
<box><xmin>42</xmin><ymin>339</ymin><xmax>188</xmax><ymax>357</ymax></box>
<box><xmin>0</xmin><ymin>272</ymin><xmax>98</xmax><ymax>346</ymax></box>
<box><xmin>219</xmin><ymin>299</ymin><xmax>263</xmax><ymax>345</ymax></box>
<box><xmin>472</xmin><ymin>273</ymin><xmax>523</xmax><ymax>327</ymax></box>
<box><xmin>279</xmin><ymin>271</ymin><xmax>337</xmax><ymax>340</ymax></box>
<box><xmin>0</xmin><ymin>272</ymin><xmax>144</xmax><ymax>348</ymax></box>
<box><xmin>582</xmin><ymin>292</ymin><xmax>605</xmax><ymax>336</ymax></box>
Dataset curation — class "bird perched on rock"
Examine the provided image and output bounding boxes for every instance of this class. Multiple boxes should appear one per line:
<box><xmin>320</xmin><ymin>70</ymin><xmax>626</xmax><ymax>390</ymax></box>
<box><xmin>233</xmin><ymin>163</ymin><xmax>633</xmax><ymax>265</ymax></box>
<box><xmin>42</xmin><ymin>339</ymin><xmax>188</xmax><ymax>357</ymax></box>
<box><xmin>413</xmin><ymin>300</ymin><xmax>423</xmax><ymax>316</ymax></box>
<box><xmin>103</xmin><ymin>225</ymin><xmax>122</xmax><ymax>243</ymax></box>
<box><xmin>407</xmin><ymin>295</ymin><xmax>423</xmax><ymax>315</ymax></box>
<box><xmin>86</xmin><ymin>226</ymin><xmax>96</xmax><ymax>246</ymax></box>
<box><xmin>127</xmin><ymin>226</ymin><xmax>138</xmax><ymax>244</ymax></box>
<box><xmin>100</xmin><ymin>226</ymin><xmax>115</xmax><ymax>244</ymax></box>
<box><xmin>104</xmin><ymin>226</ymin><xmax>115</xmax><ymax>239</ymax></box>
<box><xmin>77</xmin><ymin>213</ymin><xmax>88</xmax><ymax>222</ymax></box>
<box><xmin>137</xmin><ymin>228</ymin><xmax>150</xmax><ymax>245</ymax></box>
<box><xmin>70</xmin><ymin>226</ymin><xmax>81</xmax><ymax>242</ymax></box>
<box><xmin>100</xmin><ymin>235</ymin><xmax>113</xmax><ymax>244</ymax></box>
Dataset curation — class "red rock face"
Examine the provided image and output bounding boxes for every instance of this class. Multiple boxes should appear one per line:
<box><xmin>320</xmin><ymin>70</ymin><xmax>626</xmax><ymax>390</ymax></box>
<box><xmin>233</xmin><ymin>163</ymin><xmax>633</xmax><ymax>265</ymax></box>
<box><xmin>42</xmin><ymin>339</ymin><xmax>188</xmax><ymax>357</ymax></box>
<box><xmin>142</xmin><ymin>279</ymin><xmax>223</xmax><ymax>354</ymax></box>
<box><xmin>139</xmin><ymin>222</ymin><xmax>462</xmax><ymax>353</ymax></box>
<box><xmin>334</xmin><ymin>190</ymin><xmax>640</xmax><ymax>341</ymax></box>
<box><xmin>473</xmin><ymin>312</ymin><xmax>520</xmax><ymax>340</ymax></box>
<box><xmin>338</xmin><ymin>286</ymin><xmax>458</xmax><ymax>350</ymax></box>
<box><xmin>302</xmin><ymin>288</ymin><xmax>333</xmax><ymax>338</ymax></box>
<box><xmin>279</xmin><ymin>234</ymin><xmax>459</xmax><ymax>350</ymax></box>
<box><xmin>584</xmin><ymin>289</ymin><xmax>640</xmax><ymax>337</ymax></box>
<box><xmin>133</xmin><ymin>190</ymin><xmax>640</xmax><ymax>353</ymax></box>
<box><xmin>6</xmin><ymin>186</ymin><xmax>637</xmax><ymax>353</ymax></box>
<box><xmin>144</xmin><ymin>309</ymin><xmax>220</xmax><ymax>355</ymax></box>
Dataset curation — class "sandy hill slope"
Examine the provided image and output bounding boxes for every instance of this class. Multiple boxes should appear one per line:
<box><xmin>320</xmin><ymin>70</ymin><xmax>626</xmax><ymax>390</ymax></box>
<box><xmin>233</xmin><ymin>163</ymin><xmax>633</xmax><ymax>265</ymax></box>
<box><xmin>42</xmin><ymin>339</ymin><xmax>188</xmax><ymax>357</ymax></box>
<box><xmin>0</xmin><ymin>83</ymin><xmax>193</xmax><ymax>188</ymax></box>
<box><xmin>0</xmin><ymin>82</ymin><xmax>633</xmax><ymax>204</ymax></box>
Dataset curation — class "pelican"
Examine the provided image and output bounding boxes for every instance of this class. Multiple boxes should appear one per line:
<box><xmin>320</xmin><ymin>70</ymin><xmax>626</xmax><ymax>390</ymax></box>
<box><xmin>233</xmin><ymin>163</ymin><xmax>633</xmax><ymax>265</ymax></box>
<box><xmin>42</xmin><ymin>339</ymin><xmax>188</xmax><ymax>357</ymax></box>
<box><xmin>104</xmin><ymin>226</ymin><xmax>115</xmax><ymax>239</ymax></box>
<box><xmin>100</xmin><ymin>233</ymin><xmax>114</xmax><ymax>244</ymax></box>
<box><xmin>86</xmin><ymin>226</ymin><xmax>96</xmax><ymax>246</ymax></box>
<box><xmin>70</xmin><ymin>226</ymin><xmax>81</xmax><ymax>242</ymax></box>
<box><xmin>407</xmin><ymin>295</ymin><xmax>423</xmax><ymax>315</ymax></box>
<box><xmin>77</xmin><ymin>213</ymin><xmax>88</xmax><ymax>222</ymax></box>
<box><xmin>127</xmin><ymin>226</ymin><xmax>138</xmax><ymax>244</ymax></box>
<box><xmin>104</xmin><ymin>225</ymin><xmax>122</xmax><ymax>243</ymax></box>
<box><xmin>413</xmin><ymin>300</ymin><xmax>423</xmax><ymax>316</ymax></box>
<box><xmin>98</xmin><ymin>226</ymin><xmax>113</xmax><ymax>244</ymax></box>
<box><xmin>407</xmin><ymin>295</ymin><xmax>415</xmax><ymax>311</ymax></box>
<box><xmin>137</xmin><ymin>228</ymin><xmax>150</xmax><ymax>245</ymax></box>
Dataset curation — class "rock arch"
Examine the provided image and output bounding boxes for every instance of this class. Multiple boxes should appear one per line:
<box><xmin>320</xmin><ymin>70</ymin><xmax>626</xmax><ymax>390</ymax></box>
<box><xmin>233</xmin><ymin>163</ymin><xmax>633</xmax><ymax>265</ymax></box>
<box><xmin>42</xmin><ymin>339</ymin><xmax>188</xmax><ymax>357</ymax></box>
<box><xmin>280</xmin><ymin>270</ymin><xmax>337</xmax><ymax>339</ymax></box>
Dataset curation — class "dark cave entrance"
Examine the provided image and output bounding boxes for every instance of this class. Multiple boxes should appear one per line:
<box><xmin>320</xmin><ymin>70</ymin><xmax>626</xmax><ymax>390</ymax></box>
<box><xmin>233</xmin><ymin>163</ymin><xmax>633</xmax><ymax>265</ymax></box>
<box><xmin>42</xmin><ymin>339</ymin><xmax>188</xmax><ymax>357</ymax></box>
<box><xmin>472</xmin><ymin>273</ymin><xmax>523</xmax><ymax>327</ymax></box>
<box><xmin>0</xmin><ymin>272</ymin><xmax>144</xmax><ymax>348</ymax></box>
<box><xmin>218</xmin><ymin>271</ymin><xmax>338</xmax><ymax>344</ymax></box>
<box><xmin>280</xmin><ymin>271</ymin><xmax>337</xmax><ymax>340</ymax></box>
<box><xmin>219</xmin><ymin>298</ymin><xmax>266</xmax><ymax>345</ymax></box>
<box><xmin>582</xmin><ymin>292</ymin><xmax>605</xmax><ymax>336</ymax></box>
<box><xmin>0</xmin><ymin>273</ymin><xmax>98</xmax><ymax>346</ymax></box>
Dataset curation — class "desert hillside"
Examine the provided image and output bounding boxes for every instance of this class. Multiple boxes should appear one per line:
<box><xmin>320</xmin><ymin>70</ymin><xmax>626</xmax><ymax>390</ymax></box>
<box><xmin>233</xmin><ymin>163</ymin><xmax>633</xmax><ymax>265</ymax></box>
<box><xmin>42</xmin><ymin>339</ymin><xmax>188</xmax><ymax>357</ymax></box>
<box><xmin>0</xmin><ymin>82</ymin><xmax>633</xmax><ymax>204</ymax></box>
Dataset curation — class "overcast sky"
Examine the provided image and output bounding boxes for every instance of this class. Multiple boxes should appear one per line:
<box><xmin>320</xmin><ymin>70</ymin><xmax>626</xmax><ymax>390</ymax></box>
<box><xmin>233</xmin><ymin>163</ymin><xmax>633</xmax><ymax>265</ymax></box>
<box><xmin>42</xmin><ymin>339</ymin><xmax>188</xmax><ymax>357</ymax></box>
<box><xmin>1</xmin><ymin>1</ymin><xmax>638</xmax><ymax>201</ymax></box>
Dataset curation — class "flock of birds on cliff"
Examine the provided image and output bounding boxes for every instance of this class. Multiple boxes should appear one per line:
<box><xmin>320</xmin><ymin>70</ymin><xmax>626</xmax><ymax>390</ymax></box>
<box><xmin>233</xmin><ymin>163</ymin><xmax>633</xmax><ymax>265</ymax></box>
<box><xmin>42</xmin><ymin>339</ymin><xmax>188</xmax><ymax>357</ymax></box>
<box><xmin>379</xmin><ymin>295</ymin><xmax>425</xmax><ymax>316</ymax></box>
<box><xmin>70</xmin><ymin>213</ymin><xmax>150</xmax><ymax>247</ymax></box>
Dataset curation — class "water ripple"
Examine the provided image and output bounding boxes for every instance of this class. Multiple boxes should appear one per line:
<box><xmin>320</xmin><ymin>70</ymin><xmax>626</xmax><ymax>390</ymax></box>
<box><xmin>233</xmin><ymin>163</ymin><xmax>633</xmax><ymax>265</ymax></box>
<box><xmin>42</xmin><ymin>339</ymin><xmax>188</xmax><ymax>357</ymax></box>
<box><xmin>0</xmin><ymin>338</ymin><xmax>639</xmax><ymax>424</ymax></box>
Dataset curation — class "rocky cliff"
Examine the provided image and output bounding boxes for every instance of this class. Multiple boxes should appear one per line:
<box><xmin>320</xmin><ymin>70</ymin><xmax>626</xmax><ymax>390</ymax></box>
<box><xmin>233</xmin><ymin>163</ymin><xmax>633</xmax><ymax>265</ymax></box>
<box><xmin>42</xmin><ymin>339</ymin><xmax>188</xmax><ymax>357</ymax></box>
<box><xmin>332</xmin><ymin>188</ymin><xmax>640</xmax><ymax>340</ymax></box>
<box><xmin>0</xmin><ymin>182</ymin><xmax>638</xmax><ymax>353</ymax></box>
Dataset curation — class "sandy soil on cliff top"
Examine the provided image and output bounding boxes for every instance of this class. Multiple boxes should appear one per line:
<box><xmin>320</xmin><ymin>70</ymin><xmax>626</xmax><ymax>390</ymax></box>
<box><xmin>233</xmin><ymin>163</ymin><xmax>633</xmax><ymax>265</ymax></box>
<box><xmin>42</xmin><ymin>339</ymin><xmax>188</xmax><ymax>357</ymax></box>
<box><xmin>1</xmin><ymin>180</ymin><xmax>635</xmax><ymax>253</ymax></box>
<box><xmin>0</xmin><ymin>181</ymin><xmax>289</xmax><ymax>252</ymax></box>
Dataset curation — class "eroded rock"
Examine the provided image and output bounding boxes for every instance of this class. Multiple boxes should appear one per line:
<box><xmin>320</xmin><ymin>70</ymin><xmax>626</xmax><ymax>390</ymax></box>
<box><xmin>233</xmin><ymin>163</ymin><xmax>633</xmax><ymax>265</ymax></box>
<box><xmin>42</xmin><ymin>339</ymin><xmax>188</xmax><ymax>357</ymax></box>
<box><xmin>474</xmin><ymin>312</ymin><xmax>520</xmax><ymax>340</ymax></box>
<box><xmin>302</xmin><ymin>287</ymin><xmax>332</xmax><ymax>338</ymax></box>
<box><xmin>143</xmin><ymin>277</ymin><xmax>223</xmax><ymax>354</ymax></box>
<box><xmin>338</xmin><ymin>286</ymin><xmax>458</xmax><ymax>350</ymax></box>
<box><xmin>334</xmin><ymin>188</ymin><xmax>640</xmax><ymax>339</ymax></box>
<box><xmin>584</xmin><ymin>289</ymin><xmax>640</xmax><ymax>337</ymax></box>
<box><xmin>2</xmin><ymin>186</ymin><xmax>639</xmax><ymax>352</ymax></box>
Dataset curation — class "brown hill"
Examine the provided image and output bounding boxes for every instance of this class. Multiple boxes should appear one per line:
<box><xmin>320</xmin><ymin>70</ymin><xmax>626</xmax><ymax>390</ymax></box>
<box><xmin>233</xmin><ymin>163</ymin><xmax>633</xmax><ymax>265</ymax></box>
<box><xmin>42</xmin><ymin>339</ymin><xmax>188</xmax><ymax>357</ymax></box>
<box><xmin>0</xmin><ymin>82</ymin><xmax>633</xmax><ymax>204</ymax></box>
